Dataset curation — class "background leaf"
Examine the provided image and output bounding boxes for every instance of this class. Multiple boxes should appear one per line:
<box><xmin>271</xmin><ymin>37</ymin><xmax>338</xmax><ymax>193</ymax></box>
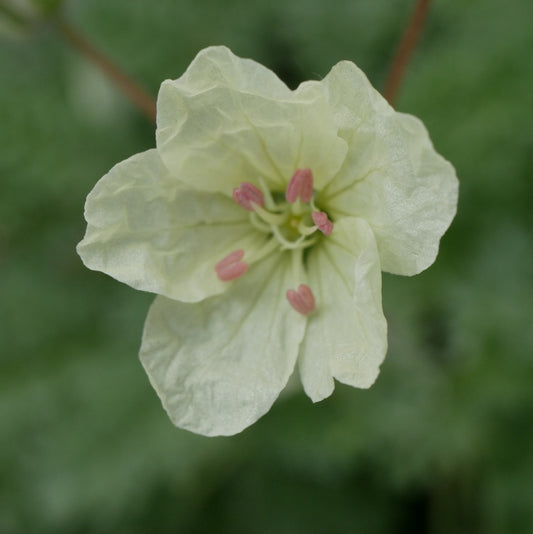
<box><xmin>1</xmin><ymin>0</ymin><xmax>532</xmax><ymax>532</ymax></box>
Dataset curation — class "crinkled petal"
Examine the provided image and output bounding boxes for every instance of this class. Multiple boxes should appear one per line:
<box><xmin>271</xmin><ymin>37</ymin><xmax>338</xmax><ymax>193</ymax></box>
<box><xmin>298</xmin><ymin>217</ymin><xmax>387</xmax><ymax>402</ymax></box>
<box><xmin>77</xmin><ymin>149</ymin><xmax>268</xmax><ymax>302</ymax></box>
<box><xmin>140</xmin><ymin>252</ymin><xmax>306</xmax><ymax>436</ymax></box>
<box><xmin>319</xmin><ymin>61</ymin><xmax>458</xmax><ymax>275</ymax></box>
<box><xmin>156</xmin><ymin>46</ymin><xmax>347</xmax><ymax>194</ymax></box>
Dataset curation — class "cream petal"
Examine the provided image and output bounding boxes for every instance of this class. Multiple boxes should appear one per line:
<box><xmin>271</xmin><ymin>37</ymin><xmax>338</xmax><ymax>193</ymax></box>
<box><xmin>156</xmin><ymin>46</ymin><xmax>347</xmax><ymax>194</ymax></box>
<box><xmin>140</xmin><ymin>253</ymin><xmax>307</xmax><ymax>436</ymax></box>
<box><xmin>319</xmin><ymin>61</ymin><xmax>458</xmax><ymax>275</ymax></box>
<box><xmin>298</xmin><ymin>217</ymin><xmax>387</xmax><ymax>402</ymax></box>
<box><xmin>77</xmin><ymin>149</ymin><xmax>267</xmax><ymax>302</ymax></box>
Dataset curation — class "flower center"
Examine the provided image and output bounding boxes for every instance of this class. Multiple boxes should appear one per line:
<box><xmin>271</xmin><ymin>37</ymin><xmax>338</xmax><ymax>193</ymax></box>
<box><xmin>240</xmin><ymin>169</ymin><xmax>332</xmax><ymax>251</ymax></box>
<box><xmin>218</xmin><ymin>168</ymin><xmax>334</xmax><ymax>315</ymax></box>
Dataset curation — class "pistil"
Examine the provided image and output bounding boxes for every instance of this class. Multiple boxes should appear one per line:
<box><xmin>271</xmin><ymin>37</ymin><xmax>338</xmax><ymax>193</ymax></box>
<box><xmin>271</xmin><ymin>226</ymin><xmax>318</xmax><ymax>250</ymax></box>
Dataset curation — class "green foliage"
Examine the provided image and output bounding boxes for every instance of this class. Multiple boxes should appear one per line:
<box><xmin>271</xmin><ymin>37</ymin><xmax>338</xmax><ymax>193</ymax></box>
<box><xmin>1</xmin><ymin>0</ymin><xmax>532</xmax><ymax>532</ymax></box>
<box><xmin>0</xmin><ymin>0</ymin><xmax>64</xmax><ymax>38</ymax></box>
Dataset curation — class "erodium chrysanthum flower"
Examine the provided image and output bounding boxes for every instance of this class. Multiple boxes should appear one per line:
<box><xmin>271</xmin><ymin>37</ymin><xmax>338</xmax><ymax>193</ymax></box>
<box><xmin>77</xmin><ymin>46</ymin><xmax>458</xmax><ymax>436</ymax></box>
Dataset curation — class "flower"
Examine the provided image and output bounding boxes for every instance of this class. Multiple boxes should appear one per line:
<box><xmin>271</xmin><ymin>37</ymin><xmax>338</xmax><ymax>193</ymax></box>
<box><xmin>77</xmin><ymin>46</ymin><xmax>458</xmax><ymax>436</ymax></box>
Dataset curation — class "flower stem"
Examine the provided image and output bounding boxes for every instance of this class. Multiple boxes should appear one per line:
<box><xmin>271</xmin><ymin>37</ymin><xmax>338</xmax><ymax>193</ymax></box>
<box><xmin>53</xmin><ymin>17</ymin><xmax>157</xmax><ymax>124</ymax></box>
<box><xmin>383</xmin><ymin>0</ymin><xmax>430</xmax><ymax>106</ymax></box>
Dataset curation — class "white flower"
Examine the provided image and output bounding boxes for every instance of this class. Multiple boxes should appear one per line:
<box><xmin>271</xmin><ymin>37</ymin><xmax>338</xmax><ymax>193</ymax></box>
<box><xmin>77</xmin><ymin>46</ymin><xmax>458</xmax><ymax>436</ymax></box>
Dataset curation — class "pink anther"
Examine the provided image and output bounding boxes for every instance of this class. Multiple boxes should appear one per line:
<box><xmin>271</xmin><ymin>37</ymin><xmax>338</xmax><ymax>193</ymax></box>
<box><xmin>312</xmin><ymin>211</ymin><xmax>334</xmax><ymax>236</ymax></box>
<box><xmin>215</xmin><ymin>250</ymin><xmax>249</xmax><ymax>281</ymax></box>
<box><xmin>286</xmin><ymin>284</ymin><xmax>316</xmax><ymax>315</ymax></box>
<box><xmin>233</xmin><ymin>182</ymin><xmax>265</xmax><ymax>211</ymax></box>
<box><xmin>285</xmin><ymin>168</ymin><xmax>314</xmax><ymax>203</ymax></box>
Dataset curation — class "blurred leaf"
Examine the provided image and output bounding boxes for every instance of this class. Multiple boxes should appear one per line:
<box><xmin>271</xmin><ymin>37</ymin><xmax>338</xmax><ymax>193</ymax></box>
<box><xmin>1</xmin><ymin>0</ymin><xmax>532</xmax><ymax>533</ymax></box>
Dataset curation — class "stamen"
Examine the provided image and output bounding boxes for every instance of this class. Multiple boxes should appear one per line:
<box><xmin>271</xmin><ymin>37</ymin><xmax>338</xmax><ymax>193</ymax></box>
<box><xmin>215</xmin><ymin>250</ymin><xmax>248</xmax><ymax>281</ymax></box>
<box><xmin>245</xmin><ymin>237</ymin><xmax>279</xmax><ymax>264</ymax></box>
<box><xmin>233</xmin><ymin>182</ymin><xmax>265</xmax><ymax>211</ymax></box>
<box><xmin>249</xmin><ymin>212</ymin><xmax>272</xmax><ymax>233</ymax></box>
<box><xmin>286</xmin><ymin>284</ymin><xmax>316</xmax><ymax>315</ymax></box>
<box><xmin>256</xmin><ymin>176</ymin><xmax>276</xmax><ymax>210</ymax></box>
<box><xmin>286</xmin><ymin>168</ymin><xmax>314</xmax><ymax>203</ymax></box>
<box><xmin>311</xmin><ymin>211</ymin><xmax>334</xmax><ymax>236</ymax></box>
<box><xmin>253</xmin><ymin>204</ymin><xmax>289</xmax><ymax>226</ymax></box>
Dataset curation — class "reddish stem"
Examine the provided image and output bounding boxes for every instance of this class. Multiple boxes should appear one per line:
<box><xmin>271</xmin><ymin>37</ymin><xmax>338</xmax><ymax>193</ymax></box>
<box><xmin>384</xmin><ymin>0</ymin><xmax>431</xmax><ymax>106</ymax></box>
<box><xmin>54</xmin><ymin>18</ymin><xmax>157</xmax><ymax>124</ymax></box>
